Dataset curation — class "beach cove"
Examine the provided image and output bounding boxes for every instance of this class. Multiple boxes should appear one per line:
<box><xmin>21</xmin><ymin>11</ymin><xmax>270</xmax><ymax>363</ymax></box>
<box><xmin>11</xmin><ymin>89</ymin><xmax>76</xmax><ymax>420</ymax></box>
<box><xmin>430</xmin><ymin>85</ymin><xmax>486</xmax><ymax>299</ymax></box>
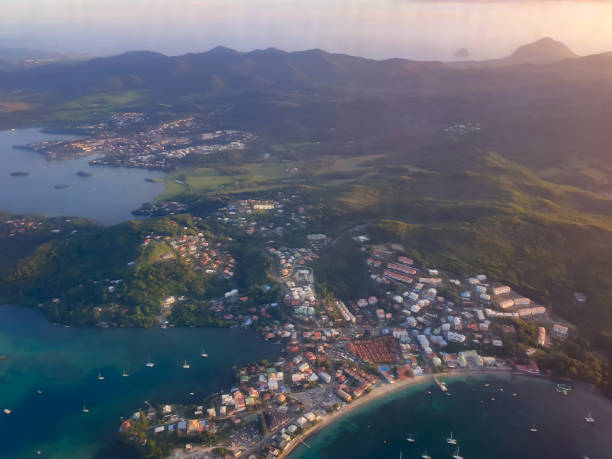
<box><xmin>289</xmin><ymin>371</ymin><xmax>612</xmax><ymax>459</ymax></box>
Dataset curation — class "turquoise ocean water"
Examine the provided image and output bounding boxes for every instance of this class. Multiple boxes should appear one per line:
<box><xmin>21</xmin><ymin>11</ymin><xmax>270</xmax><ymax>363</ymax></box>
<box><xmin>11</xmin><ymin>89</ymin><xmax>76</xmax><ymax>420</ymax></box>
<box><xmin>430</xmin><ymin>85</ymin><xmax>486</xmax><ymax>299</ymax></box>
<box><xmin>292</xmin><ymin>372</ymin><xmax>612</xmax><ymax>459</ymax></box>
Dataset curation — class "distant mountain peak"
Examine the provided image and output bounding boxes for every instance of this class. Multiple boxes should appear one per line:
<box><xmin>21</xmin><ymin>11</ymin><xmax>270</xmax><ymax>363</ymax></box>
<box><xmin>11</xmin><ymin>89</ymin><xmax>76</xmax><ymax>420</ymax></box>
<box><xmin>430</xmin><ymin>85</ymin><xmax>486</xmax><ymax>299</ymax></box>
<box><xmin>207</xmin><ymin>45</ymin><xmax>240</xmax><ymax>56</ymax></box>
<box><xmin>507</xmin><ymin>37</ymin><xmax>577</xmax><ymax>64</ymax></box>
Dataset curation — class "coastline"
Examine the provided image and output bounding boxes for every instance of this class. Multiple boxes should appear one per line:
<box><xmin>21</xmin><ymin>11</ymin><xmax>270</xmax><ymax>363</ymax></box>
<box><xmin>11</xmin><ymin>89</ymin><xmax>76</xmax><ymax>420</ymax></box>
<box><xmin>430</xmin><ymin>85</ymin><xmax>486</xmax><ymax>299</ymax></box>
<box><xmin>280</xmin><ymin>368</ymin><xmax>527</xmax><ymax>459</ymax></box>
<box><xmin>279</xmin><ymin>374</ymin><xmax>431</xmax><ymax>458</ymax></box>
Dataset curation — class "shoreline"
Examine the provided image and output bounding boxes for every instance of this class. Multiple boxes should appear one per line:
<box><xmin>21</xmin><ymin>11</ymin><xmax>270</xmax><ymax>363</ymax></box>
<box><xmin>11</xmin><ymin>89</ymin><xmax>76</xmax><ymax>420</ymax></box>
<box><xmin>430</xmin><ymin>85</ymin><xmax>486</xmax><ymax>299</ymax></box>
<box><xmin>279</xmin><ymin>374</ymin><xmax>432</xmax><ymax>458</ymax></box>
<box><xmin>280</xmin><ymin>368</ymin><xmax>536</xmax><ymax>459</ymax></box>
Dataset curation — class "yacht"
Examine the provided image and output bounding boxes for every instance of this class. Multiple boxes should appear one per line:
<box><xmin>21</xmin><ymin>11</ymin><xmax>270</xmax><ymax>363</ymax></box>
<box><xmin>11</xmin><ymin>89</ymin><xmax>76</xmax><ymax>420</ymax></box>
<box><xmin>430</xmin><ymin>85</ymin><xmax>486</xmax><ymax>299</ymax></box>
<box><xmin>529</xmin><ymin>425</ymin><xmax>538</xmax><ymax>432</ymax></box>
<box><xmin>201</xmin><ymin>349</ymin><xmax>208</xmax><ymax>358</ymax></box>
<box><xmin>82</xmin><ymin>405</ymin><xmax>89</xmax><ymax>413</ymax></box>
<box><xmin>122</xmin><ymin>369</ymin><xmax>129</xmax><ymax>377</ymax></box>
<box><xmin>421</xmin><ymin>449</ymin><xmax>431</xmax><ymax>459</ymax></box>
<box><xmin>407</xmin><ymin>433</ymin><xmax>415</xmax><ymax>443</ymax></box>
<box><xmin>182</xmin><ymin>360</ymin><xmax>190</xmax><ymax>369</ymax></box>
<box><xmin>97</xmin><ymin>371</ymin><xmax>104</xmax><ymax>381</ymax></box>
<box><xmin>452</xmin><ymin>446</ymin><xmax>464</xmax><ymax>459</ymax></box>
<box><xmin>447</xmin><ymin>432</ymin><xmax>457</xmax><ymax>445</ymax></box>
<box><xmin>145</xmin><ymin>360</ymin><xmax>155</xmax><ymax>368</ymax></box>
<box><xmin>585</xmin><ymin>412</ymin><xmax>595</xmax><ymax>423</ymax></box>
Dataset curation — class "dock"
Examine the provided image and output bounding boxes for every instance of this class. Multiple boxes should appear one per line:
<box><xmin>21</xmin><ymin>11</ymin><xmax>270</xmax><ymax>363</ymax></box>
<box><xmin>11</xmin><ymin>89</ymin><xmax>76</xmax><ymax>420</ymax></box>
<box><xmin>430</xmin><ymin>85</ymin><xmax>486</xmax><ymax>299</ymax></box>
<box><xmin>433</xmin><ymin>375</ymin><xmax>448</xmax><ymax>392</ymax></box>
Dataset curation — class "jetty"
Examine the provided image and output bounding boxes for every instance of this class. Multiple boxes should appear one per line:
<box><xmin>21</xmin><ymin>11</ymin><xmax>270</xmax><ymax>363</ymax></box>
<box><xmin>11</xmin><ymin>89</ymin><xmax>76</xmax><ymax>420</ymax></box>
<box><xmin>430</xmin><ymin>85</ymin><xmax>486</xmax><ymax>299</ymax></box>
<box><xmin>433</xmin><ymin>375</ymin><xmax>448</xmax><ymax>392</ymax></box>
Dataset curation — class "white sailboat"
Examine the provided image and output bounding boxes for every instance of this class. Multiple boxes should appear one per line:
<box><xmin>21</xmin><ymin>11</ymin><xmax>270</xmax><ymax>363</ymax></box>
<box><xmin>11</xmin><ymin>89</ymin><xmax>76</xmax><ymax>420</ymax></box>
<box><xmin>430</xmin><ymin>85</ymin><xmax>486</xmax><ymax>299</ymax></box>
<box><xmin>122</xmin><ymin>369</ymin><xmax>129</xmax><ymax>377</ymax></box>
<box><xmin>421</xmin><ymin>449</ymin><xmax>431</xmax><ymax>459</ymax></box>
<box><xmin>447</xmin><ymin>431</ymin><xmax>457</xmax><ymax>445</ymax></box>
<box><xmin>82</xmin><ymin>405</ymin><xmax>89</xmax><ymax>413</ymax></box>
<box><xmin>201</xmin><ymin>349</ymin><xmax>208</xmax><ymax>358</ymax></box>
<box><xmin>529</xmin><ymin>425</ymin><xmax>538</xmax><ymax>432</ymax></box>
<box><xmin>97</xmin><ymin>371</ymin><xmax>104</xmax><ymax>381</ymax></box>
<box><xmin>182</xmin><ymin>360</ymin><xmax>190</xmax><ymax>369</ymax></box>
<box><xmin>452</xmin><ymin>446</ymin><xmax>464</xmax><ymax>459</ymax></box>
<box><xmin>145</xmin><ymin>359</ymin><xmax>155</xmax><ymax>367</ymax></box>
<box><xmin>407</xmin><ymin>433</ymin><xmax>416</xmax><ymax>443</ymax></box>
<box><xmin>585</xmin><ymin>411</ymin><xmax>595</xmax><ymax>423</ymax></box>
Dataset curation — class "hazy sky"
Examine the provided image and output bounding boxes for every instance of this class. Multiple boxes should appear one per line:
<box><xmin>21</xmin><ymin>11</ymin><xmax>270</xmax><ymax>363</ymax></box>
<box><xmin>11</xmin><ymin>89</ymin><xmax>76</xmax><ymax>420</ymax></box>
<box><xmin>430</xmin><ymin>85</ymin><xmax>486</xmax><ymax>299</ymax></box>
<box><xmin>2</xmin><ymin>0</ymin><xmax>612</xmax><ymax>60</ymax></box>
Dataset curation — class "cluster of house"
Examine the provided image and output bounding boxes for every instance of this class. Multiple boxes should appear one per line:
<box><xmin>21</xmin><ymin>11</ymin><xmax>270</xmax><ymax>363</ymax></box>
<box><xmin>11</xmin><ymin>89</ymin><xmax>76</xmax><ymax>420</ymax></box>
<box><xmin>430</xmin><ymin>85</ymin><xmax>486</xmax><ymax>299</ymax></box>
<box><xmin>132</xmin><ymin>200</ymin><xmax>187</xmax><ymax>217</ymax></box>
<box><xmin>142</xmin><ymin>232</ymin><xmax>235</xmax><ymax>278</ymax></box>
<box><xmin>215</xmin><ymin>194</ymin><xmax>308</xmax><ymax>237</ymax></box>
<box><xmin>0</xmin><ymin>216</ymin><xmax>71</xmax><ymax>236</ymax></box>
<box><xmin>24</xmin><ymin>116</ymin><xmax>254</xmax><ymax>169</ymax></box>
<box><xmin>268</xmin><ymin>246</ymin><xmax>321</xmax><ymax>317</ymax></box>
<box><xmin>351</xmin><ymin>242</ymin><xmax>571</xmax><ymax>373</ymax></box>
<box><xmin>119</xmin><ymin>403</ymin><xmax>220</xmax><ymax>447</ymax></box>
<box><xmin>443</xmin><ymin>121</ymin><xmax>482</xmax><ymax>135</ymax></box>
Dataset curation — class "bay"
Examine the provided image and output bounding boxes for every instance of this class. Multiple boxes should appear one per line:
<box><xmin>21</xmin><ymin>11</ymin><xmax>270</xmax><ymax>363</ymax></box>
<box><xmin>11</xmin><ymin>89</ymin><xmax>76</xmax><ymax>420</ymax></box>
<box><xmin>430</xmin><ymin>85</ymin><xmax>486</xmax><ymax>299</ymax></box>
<box><xmin>0</xmin><ymin>305</ymin><xmax>280</xmax><ymax>459</ymax></box>
<box><xmin>291</xmin><ymin>372</ymin><xmax>612</xmax><ymax>459</ymax></box>
<box><xmin>0</xmin><ymin>128</ymin><xmax>165</xmax><ymax>225</ymax></box>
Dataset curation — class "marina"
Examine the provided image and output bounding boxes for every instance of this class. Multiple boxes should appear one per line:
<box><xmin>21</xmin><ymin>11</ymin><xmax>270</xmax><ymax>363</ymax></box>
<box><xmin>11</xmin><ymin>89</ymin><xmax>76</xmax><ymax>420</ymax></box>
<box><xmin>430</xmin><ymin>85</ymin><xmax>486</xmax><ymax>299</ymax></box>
<box><xmin>0</xmin><ymin>305</ymin><xmax>279</xmax><ymax>459</ymax></box>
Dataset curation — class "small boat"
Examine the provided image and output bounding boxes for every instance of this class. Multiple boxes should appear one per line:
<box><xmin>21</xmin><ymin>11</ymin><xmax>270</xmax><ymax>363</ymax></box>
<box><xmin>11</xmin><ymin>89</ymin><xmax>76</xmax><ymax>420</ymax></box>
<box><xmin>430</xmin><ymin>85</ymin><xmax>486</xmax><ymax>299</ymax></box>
<box><xmin>97</xmin><ymin>371</ymin><xmax>104</xmax><ymax>381</ymax></box>
<box><xmin>427</xmin><ymin>390</ymin><xmax>432</xmax><ymax>395</ymax></box>
<box><xmin>122</xmin><ymin>369</ymin><xmax>129</xmax><ymax>377</ymax></box>
<box><xmin>36</xmin><ymin>389</ymin><xmax>43</xmax><ymax>395</ymax></box>
<box><xmin>189</xmin><ymin>392</ymin><xmax>195</xmax><ymax>396</ymax></box>
<box><xmin>447</xmin><ymin>431</ymin><xmax>457</xmax><ymax>445</ymax></box>
<box><xmin>407</xmin><ymin>433</ymin><xmax>416</xmax><ymax>443</ymax></box>
<box><xmin>145</xmin><ymin>361</ymin><xmax>155</xmax><ymax>368</ymax></box>
<box><xmin>82</xmin><ymin>405</ymin><xmax>89</xmax><ymax>413</ymax></box>
<box><xmin>182</xmin><ymin>360</ymin><xmax>190</xmax><ymax>369</ymax></box>
<box><xmin>512</xmin><ymin>393</ymin><xmax>518</xmax><ymax>397</ymax></box>
<box><xmin>484</xmin><ymin>383</ymin><xmax>490</xmax><ymax>388</ymax></box>
<box><xmin>529</xmin><ymin>425</ymin><xmax>538</xmax><ymax>432</ymax></box>
<box><xmin>585</xmin><ymin>412</ymin><xmax>595</xmax><ymax>423</ymax></box>
<box><xmin>452</xmin><ymin>446</ymin><xmax>464</xmax><ymax>459</ymax></box>
<box><xmin>499</xmin><ymin>388</ymin><xmax>504</xmax><ymax>392</ymax></box>
<box><xmin>3</xmin><ymin>408</ymin><xmax>11</xmax><ymax>415</ymax></box>
<box><xmin>556</xmin><ymin>383</ymin><xmax>573</xmax><ymax>394</ymax></box>
<box><xmin>201</xmin><ymin>349</ymin><xmax>208</xmax><ymax>358</ymax></box>
<box><xmin>421</xmin><ymin>449</ymin><xmax>431</xmax><ymax>459</ymax></box>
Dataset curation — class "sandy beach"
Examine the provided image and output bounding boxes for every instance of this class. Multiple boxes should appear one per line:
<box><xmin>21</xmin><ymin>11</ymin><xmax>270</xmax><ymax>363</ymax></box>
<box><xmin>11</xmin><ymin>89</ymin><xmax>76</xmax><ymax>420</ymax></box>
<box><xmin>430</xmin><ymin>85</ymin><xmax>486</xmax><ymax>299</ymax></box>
<box><xmin>279</xmin><ymin>374</ymin><xmax>434</xmax><ymax>458</ymax></box>
<box><xmin>280</xmin><ymin>368</ymin><xmax>524</xmax><ymax>458</ymax></box>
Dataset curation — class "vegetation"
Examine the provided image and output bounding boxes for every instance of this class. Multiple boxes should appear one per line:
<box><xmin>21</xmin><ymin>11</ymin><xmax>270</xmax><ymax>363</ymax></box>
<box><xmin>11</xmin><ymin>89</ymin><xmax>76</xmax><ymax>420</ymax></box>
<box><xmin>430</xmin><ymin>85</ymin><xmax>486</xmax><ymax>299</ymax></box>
<box><xmin>0</xmin><ymin>216</ymin><xmax>224</xmax><ymax>326</ymax></box>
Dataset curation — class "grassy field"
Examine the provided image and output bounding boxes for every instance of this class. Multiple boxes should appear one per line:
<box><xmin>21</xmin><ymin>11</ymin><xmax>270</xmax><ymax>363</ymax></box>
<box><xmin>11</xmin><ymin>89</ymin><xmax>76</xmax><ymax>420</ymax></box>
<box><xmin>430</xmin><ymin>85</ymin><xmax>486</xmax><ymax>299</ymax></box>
<box><xmin>159</xmin><ymin>163</ymin><xmax>294</xmax><ymax>199</ymax></box>
<box><xmin>160</xmin><ymin>153</ymin><xmax>404</xmax><ymax>201</ymax></box>
<box><xmin>49</xmin><ymin>91</ymin><xmax>149</xmax><ymax>122</ymax></box>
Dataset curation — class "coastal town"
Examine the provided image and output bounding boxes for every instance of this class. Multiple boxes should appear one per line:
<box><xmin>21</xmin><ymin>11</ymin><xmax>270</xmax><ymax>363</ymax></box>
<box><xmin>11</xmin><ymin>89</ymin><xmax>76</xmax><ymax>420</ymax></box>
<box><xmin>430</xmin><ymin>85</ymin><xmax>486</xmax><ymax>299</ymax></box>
<box><xmin>118</xmin><ymin>215</ymin><xmax>575</xmax><ymax>458</ymax></box>
<box><xmin>16</xmin><ymin>115</ymin><xmax>255</xmax><ymax>170</ymax></box>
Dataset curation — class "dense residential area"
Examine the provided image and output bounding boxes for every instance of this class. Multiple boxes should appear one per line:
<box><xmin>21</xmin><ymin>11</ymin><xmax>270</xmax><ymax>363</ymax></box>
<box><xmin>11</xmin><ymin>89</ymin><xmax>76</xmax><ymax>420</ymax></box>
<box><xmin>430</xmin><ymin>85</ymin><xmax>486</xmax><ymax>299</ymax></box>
<box><xmin>117</xmin><ymin>219</ymin><xmax>589</xmax><ymax>458</ymax></box>
<box><xmin>17</xmin><ymin>116</ymin><xmax>255</xmax><ymax>170</ymax></box>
